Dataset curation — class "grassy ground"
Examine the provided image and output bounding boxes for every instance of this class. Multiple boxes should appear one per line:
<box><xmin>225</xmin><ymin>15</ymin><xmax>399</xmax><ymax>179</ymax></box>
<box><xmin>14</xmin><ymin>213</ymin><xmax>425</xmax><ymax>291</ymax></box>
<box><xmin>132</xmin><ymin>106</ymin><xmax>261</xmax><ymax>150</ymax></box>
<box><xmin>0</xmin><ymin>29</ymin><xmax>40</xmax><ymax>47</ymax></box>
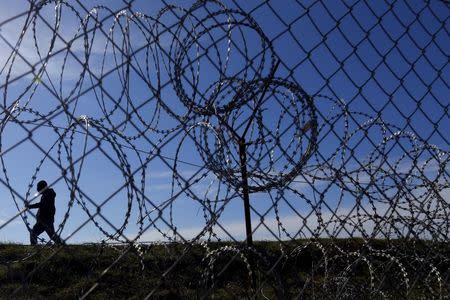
<box><xmin>0</xmin><ymin>239</ymin><xmax>448</xmax><ymax>299</ymax></box>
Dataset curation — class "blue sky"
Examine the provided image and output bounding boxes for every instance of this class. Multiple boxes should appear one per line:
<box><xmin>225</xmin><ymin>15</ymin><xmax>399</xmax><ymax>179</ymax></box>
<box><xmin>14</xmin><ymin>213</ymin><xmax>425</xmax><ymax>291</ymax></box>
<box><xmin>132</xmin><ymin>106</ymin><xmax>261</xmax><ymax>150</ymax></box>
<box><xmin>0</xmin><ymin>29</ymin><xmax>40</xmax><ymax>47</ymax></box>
<box><xmin>0</xmin><ymin>0</ymin><xmax>448</xmax><ymax>244</ymax></box>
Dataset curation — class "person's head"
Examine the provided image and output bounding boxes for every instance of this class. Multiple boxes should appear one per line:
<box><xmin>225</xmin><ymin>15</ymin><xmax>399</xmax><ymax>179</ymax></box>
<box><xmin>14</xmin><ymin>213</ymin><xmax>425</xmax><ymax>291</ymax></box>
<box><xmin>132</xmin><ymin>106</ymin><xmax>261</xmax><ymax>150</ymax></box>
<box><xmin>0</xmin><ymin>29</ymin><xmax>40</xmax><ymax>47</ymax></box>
<box><xmin>36</xmin><ymin>180</ymin><xmax>48</xmax><ymax>193</ymax></box>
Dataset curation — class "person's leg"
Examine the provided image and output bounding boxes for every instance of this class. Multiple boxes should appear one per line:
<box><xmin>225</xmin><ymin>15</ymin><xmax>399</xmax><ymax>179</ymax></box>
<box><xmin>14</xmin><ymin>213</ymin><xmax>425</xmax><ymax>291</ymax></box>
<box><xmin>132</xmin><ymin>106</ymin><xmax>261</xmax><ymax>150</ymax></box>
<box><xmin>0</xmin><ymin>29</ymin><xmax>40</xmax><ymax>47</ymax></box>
<box><xmin>30</xmin><ymin>223</ymin><xmax>45</xmax><ymax>245</ymax></box>
<box><xmin>44</xmin><ymin>222</ymin><xmax>64</xmax><ymax>245</ymax></box>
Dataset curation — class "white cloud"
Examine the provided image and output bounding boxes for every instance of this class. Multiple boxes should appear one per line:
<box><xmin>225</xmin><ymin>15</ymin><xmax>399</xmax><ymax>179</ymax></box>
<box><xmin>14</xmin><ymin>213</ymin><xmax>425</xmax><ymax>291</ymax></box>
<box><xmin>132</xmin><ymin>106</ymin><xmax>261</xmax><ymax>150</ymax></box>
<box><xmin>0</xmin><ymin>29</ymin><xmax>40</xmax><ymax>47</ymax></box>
<box><xmin>0</xmin><ymin>217</ymin><xmax>21</xmax><ymax>228</ymax></box>
<box><xmin>131</xmin><ymin>190</ymin><xmax>449</xmax><ymax>243</ymax></box>
<box><xmin>131</xmin><ymin>206</ymin><xmax>363</xmax><ymax>242</ymax></box>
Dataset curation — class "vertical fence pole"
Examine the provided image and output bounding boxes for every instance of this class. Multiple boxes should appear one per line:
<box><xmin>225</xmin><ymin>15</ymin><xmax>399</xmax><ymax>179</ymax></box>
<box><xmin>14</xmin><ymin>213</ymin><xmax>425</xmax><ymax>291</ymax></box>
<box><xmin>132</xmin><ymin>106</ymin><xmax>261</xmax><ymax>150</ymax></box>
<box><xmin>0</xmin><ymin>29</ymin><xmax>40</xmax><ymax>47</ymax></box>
<box><xmin>238</xmin><ymin>138</ymin><xmax>253</xmax><ymax>247</ymax></box>
<box><xmin>237</xmin><ymin>60</ymin><xmax>280</xmax><ymax>247</ymax></box>
<box><xmin>238</xmin><ymin>138</ymin><xmax>257</xmax><ymax>293</ymax></box>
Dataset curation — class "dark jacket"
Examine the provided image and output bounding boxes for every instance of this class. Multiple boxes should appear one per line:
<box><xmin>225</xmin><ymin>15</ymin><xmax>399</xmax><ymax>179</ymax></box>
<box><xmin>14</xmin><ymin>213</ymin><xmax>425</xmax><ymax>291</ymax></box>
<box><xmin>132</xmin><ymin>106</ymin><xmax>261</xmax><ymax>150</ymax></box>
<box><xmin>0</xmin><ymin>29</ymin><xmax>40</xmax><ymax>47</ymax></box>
<box><xmin>29</xmin><ymin>188</ymin><xmax>56</xmax><ymax>223</ymax></box>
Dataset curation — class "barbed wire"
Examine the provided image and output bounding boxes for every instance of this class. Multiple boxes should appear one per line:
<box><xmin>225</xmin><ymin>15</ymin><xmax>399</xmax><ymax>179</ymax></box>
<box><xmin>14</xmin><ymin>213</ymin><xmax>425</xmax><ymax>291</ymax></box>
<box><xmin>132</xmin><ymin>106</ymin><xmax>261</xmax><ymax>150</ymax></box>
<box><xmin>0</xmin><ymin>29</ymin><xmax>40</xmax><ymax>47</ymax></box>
<box><xmin>0</xmin><ymin>0</ymin><xmax>448</xmax><ymax>298</ymax></box>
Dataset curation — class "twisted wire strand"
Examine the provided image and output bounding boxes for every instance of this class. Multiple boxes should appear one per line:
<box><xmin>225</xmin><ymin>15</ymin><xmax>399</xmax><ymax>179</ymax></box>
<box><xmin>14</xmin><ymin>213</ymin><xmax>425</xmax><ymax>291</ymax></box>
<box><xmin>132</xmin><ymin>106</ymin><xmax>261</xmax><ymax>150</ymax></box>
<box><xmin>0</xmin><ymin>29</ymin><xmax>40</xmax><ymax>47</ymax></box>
<box><xmin>0</xmin><ymin>0</ymin><xmax>448</xmax><ymax>298</ymax></box>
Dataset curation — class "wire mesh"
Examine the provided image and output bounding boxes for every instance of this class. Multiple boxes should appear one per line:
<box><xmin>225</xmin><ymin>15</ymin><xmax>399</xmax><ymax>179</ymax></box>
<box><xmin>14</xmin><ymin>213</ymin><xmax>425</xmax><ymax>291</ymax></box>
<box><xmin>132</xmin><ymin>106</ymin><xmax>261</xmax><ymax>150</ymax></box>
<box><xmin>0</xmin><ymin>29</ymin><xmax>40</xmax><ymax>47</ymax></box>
<box><xmin>0</xmin><ymin>0</ymin><xmax>448</xmax><ymax>298</ymax></box>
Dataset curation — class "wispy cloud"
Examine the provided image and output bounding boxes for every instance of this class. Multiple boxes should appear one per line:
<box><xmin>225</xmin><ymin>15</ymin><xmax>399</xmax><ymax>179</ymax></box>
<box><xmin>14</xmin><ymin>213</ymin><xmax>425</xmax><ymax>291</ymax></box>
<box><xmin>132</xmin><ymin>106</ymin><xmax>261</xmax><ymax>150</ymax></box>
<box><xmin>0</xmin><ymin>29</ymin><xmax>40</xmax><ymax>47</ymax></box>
<box><xmin>132</xmin><ymin>191</ymin><xmax>449</xmax><ymax>242</ymax></box>
<box><xmin>0</xmin><ymin>217</ymin><xmax>21</xmax><ymax>228</ymax></box>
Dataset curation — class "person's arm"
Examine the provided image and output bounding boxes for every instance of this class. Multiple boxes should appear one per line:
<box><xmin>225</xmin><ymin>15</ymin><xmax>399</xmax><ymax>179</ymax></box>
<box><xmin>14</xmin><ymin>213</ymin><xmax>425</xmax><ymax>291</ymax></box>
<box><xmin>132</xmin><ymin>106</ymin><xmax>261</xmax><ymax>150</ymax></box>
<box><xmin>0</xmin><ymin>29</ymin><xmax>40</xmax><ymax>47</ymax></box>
<box><xmin>27</xmin><ymin>202</ymin><xmax>40</xmax><ymax>209</ymax></box>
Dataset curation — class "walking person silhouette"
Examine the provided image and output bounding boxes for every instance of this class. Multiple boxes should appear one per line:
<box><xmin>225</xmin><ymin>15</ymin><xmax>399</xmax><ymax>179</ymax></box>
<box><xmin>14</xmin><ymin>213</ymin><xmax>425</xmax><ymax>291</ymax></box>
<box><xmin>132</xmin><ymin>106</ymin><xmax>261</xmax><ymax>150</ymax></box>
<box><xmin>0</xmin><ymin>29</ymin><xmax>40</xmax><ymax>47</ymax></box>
<box><xmin>26</xmin><ymin>180</ymin><xmax>64</xmax><ymax>245</ymax></box>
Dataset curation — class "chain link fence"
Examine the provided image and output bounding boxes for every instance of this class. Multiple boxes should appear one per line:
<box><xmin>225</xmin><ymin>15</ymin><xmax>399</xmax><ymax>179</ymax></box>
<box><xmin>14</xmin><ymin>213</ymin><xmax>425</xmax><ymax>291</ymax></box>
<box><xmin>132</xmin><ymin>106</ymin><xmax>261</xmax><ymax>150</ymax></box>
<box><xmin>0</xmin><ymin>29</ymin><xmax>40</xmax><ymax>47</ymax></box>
<box><xmin>0</xmin><ymin>0</ymin><xmax>448</xmax><ymax>298</ymax></box>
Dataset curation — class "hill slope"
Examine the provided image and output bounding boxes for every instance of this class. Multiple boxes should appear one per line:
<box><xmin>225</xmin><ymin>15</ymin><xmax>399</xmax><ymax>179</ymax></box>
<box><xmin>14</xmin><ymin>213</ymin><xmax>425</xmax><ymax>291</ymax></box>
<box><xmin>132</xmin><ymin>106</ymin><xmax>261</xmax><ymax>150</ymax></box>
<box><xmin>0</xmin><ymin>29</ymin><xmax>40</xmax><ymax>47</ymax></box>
<box><xmin>0</xmin><ymin>239</ymin><xmax>448</xmax><ymax>299</ymax></box>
